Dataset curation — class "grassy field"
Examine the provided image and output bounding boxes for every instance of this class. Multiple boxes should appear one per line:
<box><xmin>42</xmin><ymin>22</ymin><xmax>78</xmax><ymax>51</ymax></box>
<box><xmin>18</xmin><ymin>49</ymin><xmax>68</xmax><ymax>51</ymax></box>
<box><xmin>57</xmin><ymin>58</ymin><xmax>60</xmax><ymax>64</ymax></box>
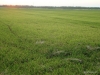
<box><xmin>0</xmin><ymin>7</ymin><xmax>100</xmax><ymax>75</ymax></box>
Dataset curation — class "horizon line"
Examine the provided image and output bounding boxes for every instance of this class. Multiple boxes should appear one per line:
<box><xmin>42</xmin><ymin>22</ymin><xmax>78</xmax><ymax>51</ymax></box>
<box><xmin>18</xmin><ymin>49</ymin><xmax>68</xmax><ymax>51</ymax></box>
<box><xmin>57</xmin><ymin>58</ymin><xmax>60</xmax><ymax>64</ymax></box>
<box><xmin>0</xmin><ymin>4</ymin><xmax>100</xmax><ymax>8</ymax></box>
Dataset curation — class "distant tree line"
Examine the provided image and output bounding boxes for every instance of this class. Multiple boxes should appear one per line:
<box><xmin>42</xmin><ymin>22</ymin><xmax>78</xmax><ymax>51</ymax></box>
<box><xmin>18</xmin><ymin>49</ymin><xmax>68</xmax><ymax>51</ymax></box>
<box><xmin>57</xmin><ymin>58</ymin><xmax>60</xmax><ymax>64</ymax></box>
<box><xmin>0</xmin><ymin>5</ymin><xmax>100</xmax><ymax>9</ymax></box>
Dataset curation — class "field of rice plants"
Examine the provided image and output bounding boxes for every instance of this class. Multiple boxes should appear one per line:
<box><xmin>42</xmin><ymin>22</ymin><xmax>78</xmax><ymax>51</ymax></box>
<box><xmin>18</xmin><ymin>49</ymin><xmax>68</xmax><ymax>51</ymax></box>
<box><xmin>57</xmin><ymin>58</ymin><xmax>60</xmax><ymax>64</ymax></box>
<box><xmin>0</xmin><ymin>7</ymin><xmax>100</xmax><ymax>75</ymax></box>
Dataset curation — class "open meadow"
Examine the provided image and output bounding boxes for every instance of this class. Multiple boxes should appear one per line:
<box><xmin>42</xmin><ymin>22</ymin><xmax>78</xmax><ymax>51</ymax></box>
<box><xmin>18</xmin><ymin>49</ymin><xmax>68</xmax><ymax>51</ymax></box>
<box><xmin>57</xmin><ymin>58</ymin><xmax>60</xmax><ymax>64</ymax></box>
<box><xmin>0</xmin><ymin>7</ymin><xmax>100</xmax><ymax>75</ymax></box>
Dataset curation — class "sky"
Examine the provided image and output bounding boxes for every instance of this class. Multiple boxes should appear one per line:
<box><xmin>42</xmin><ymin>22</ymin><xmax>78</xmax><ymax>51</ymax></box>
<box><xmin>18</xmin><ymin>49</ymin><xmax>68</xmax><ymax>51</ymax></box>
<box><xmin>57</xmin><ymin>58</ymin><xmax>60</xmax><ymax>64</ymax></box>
<box><xmin>0</xmin><ymin>0</ymin><xmax>100</xmax><ymax>7</ymax></box>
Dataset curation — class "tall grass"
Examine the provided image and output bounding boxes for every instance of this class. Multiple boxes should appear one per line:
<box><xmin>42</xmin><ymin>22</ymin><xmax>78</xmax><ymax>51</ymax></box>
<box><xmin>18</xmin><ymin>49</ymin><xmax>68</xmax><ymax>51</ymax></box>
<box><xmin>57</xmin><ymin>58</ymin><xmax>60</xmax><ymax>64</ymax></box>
<box><xmin>0</xmin><ymin>8</ymin><xmax>100</xmax><ymax>75</ymax></box>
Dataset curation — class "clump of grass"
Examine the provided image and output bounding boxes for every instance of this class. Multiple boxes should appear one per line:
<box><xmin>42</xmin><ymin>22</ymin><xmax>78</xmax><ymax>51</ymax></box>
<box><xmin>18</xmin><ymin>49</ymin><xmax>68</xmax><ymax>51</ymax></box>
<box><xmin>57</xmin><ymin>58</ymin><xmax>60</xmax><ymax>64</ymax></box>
<box><xmin>65</xmin><ymin>58</ymin><xmax>82</xmax><ymax>63</ymax></box>
<box><xmin>36</xmin><ymin>40</ymin><xmax>45</xmax><ymax>44</ymax></box>
<box><xmin>86</xmin><ymin>45</ymin><xmax>100</xmax><ymax>51</ymax></box>
<box><xmin>46</xmin><ymin>50</ymin><xmax>71</xmax><ymax>58</ymax></box>
<box><xmin>83</xmin><ymin>71</ymin><xmax>97</xmax><ymax>74</ymax></box>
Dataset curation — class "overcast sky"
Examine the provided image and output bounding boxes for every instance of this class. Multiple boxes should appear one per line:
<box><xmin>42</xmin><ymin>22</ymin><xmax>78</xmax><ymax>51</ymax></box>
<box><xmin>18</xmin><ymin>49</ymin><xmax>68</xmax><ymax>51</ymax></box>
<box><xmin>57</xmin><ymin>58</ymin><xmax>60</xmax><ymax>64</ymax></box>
<box><xmin>0</xmin><ymin>0</ymin><xmax>100</xmax><ymax>7</ymax></box>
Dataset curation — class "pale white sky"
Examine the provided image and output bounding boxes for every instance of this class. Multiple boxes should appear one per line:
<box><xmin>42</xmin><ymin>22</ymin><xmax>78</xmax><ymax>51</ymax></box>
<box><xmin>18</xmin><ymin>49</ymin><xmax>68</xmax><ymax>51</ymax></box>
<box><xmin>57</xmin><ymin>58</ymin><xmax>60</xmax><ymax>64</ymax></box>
<box><xmin>0</xmin><ymin>0</ymin><xmax>100</xmax><ymax>7</ymax></box>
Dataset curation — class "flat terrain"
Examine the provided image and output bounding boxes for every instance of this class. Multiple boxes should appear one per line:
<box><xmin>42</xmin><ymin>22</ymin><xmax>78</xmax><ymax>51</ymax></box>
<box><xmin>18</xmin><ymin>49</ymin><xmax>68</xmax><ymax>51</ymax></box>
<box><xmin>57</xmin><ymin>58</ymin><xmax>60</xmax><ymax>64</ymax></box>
<box><xmin>0</xmin><ymin>8</ymin><xmax>100</xmax><ymax>75</ymax></box>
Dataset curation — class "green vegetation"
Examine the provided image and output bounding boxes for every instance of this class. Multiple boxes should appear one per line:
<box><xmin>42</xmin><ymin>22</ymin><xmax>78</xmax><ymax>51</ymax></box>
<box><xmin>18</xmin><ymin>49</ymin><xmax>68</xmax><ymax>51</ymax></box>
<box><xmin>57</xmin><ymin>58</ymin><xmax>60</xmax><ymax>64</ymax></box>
<box><xmin>0</xmin><ymin>8</ymin><xmax>100</xmax><ymax>75</ymax></box>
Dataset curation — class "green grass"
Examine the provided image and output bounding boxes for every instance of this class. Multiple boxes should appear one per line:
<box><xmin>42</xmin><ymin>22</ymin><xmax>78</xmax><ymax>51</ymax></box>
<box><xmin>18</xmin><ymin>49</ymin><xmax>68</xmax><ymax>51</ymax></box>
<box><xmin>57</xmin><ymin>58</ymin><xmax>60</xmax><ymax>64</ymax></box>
<box><xmin>0</xmin><ymin>7</ymin><xmax>100</xmax><ymax>75</ymax></box>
